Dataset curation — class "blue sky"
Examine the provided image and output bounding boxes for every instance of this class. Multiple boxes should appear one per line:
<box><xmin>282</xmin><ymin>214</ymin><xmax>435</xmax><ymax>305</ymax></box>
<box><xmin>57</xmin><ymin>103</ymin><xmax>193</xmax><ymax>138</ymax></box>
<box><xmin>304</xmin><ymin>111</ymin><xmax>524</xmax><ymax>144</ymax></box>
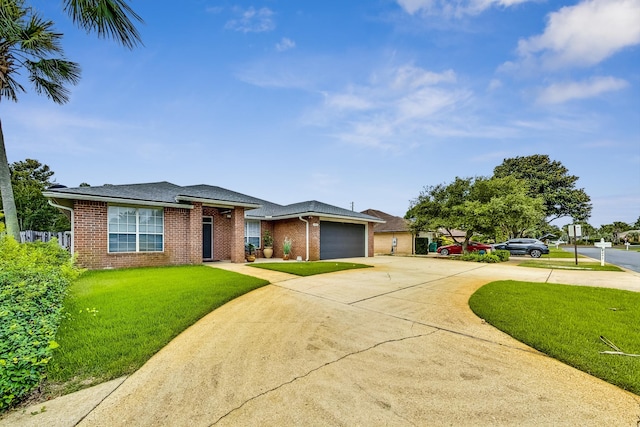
<box><xmin>5</xmin><ymin>0</ymin><xmax>640</xmax><ymax>228</ymax></box>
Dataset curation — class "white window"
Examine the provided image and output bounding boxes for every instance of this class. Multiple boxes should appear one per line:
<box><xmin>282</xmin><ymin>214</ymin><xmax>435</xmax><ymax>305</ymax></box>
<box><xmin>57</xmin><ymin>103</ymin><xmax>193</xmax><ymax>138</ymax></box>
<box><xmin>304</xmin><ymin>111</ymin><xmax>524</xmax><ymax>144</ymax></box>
<box><xmin>244</xmin><ymin>220</ymin><xmax>260</xmax><ymax>248</ymax></box>
<box><xmin>108</xmin><ymin>206</ymin><xmax>164</xmax><ymax>253</ymax></box>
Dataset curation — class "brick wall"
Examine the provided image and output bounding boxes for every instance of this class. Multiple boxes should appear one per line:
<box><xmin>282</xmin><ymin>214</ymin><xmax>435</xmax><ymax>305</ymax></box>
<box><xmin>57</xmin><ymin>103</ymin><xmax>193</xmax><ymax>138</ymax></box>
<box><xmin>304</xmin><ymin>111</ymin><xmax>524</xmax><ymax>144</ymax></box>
<box><xmin>188</xmin><ymin>203</ymin><xmax>202</xmax><ymax>264</ymax></box>
<box><xmin>230</xmin><ymin>207</ymin><xmax>246</xmax><ymax>263</ymax></box>
<box><xmin>72</xmin><ymin>200</ymin><xmax>374</xmax><ymax>268</ymax></box>
<box><xmin>74</xmin><ymin>200</ymin><xmax>193</xmax><ymax>269</ymax></box>
<box><xmin>272</xmin><ymin>216</ymin><xmax>320</xmax><ymax>260</ymax></box>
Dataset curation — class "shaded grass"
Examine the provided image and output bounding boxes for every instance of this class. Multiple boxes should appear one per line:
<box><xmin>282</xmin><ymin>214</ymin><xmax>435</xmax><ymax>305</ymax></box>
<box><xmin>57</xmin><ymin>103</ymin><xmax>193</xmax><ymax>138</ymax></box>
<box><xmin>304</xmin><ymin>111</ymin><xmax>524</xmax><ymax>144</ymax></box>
<box><xmin>250</xmin><ymin>261</ymin><xmax>372</xmax><ymax>276</ymax></box>
<box><xmin>469</xmin><ymin>281</ymin><xmax>640</xmax><ymax>395</ymax></box>
<box><xmin>46</xmin><ymin>266</ymin><xmax>268</xmax><ymax>395</ymax></box>
<box><xmin>519</xmin><ymin>260</ymin><xmax>623</xmax><ymax>271</ymax></box>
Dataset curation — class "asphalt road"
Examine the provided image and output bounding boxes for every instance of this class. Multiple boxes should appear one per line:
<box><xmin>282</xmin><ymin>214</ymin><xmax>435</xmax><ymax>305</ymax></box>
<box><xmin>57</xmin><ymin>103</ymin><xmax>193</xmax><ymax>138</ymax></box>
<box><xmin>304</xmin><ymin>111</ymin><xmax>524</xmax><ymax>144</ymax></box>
<box><xmin>563</xmin><ymin>246</ymin><xmax>640</xmax><ymax>273</ymax></box>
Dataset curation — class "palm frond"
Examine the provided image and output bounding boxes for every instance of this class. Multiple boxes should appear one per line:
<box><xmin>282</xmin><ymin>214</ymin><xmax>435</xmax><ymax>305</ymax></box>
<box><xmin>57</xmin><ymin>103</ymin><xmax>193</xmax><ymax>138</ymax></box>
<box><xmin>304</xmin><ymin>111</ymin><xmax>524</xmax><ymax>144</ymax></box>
<box><xmin>25</xmin><ymin>58</ymin><xmax>80</xmax><ymax>104</ymax></box>
<box><xmin>21</xmin><ymin>15</ymin><xmax>64</xmax><ymax>55</ymax></box>
<box><xmin>63</xmin><ymin>0</ymin><xmax>143</xmax><ymax>49</ymax></box>
<box><xmin>0</xmin><ymin>74</ymin><xmax>23</xmax><ymax>102</ymax></box>
<box><xmin>0</xmin><ymin>1</ymin><xmax>81</xmax><ymax>104</ymax></box>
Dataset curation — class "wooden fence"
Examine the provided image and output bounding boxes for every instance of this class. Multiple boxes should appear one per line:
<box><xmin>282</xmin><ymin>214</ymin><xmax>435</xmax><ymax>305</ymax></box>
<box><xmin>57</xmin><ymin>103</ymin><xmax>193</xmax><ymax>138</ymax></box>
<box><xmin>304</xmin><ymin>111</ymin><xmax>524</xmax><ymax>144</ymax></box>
<box><xmin>19</xmin><ymin>230</ymin><xmax>71</xmax><ymax>250</ymax></box>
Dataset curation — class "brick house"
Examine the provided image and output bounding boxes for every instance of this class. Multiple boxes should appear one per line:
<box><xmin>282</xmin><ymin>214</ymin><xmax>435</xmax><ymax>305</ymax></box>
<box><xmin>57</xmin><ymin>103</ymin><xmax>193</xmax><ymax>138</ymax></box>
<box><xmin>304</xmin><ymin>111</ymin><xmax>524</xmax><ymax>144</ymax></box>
<box><xmin>44</xmin><ymin>182</ymin><xmax>383</xmax><ymax>269</ymax></box>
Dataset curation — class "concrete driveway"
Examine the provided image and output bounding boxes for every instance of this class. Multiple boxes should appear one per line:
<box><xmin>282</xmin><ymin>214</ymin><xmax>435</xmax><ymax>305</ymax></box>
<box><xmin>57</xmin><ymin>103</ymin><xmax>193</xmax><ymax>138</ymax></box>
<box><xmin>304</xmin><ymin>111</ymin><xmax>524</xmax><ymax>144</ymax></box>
<box><xmin>4</xmin><ymin>257</ymin><xmax>640</xmax><ymax>426</ymax></box>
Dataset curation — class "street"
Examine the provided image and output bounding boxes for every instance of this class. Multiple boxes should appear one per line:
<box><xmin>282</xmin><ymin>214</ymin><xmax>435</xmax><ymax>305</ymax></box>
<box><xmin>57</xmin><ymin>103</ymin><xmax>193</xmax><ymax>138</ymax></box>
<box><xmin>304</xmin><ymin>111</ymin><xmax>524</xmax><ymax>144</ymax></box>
<box><xmin>563</xmin><ymin>246</ymin><xmax>640</xmax><ymax>273</ymax></box>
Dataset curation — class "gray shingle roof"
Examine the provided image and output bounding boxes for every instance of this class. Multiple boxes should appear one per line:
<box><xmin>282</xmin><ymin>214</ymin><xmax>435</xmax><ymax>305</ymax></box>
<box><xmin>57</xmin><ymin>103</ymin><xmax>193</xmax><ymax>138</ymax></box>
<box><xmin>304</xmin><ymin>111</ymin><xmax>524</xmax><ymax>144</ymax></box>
<box><xmin>44</xmin><ymin>181</ymin><xmax>262</xmax><ymax>207</ymax></box>
<box><xmin>44</xmin><ymin>182</ymin><xmax>382</xmax><ymax>223</ymax></box>
<box><xmin>45</xmin><ymin>181</ymin><xmax>184</xmax><ymax>204</ymax></box>
<box><xmin>361</xmin><ymin>209</ymin><xmax>410</xmax><ymax>232</ymax></box>
<box><xmin>247</xmin><ymin>200</ymin><xmax>384</xmax><ymax>222</ymax></box>
<box><xmin>179</xmin><ymin>185</ymin><xmax>264</xmax><ymax>206</ymax></box>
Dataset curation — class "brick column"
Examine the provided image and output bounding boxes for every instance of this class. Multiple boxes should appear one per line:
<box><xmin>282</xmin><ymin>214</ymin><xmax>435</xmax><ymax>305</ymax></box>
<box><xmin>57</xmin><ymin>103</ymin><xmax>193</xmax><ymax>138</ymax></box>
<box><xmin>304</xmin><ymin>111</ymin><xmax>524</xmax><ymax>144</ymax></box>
<box><xmin>230</xmin><ymin>207</ymin><xmax>246</xmax><ymax>263</ymax></box>
<box><xmin>188</xmin><ymin>202</ymin><xmax>203</xmax><ymax>264</ymax></box>
<box><xmin>308</xmin><ymin>216</ymin><xmax>321</xmax><ymax>261</ymax></box>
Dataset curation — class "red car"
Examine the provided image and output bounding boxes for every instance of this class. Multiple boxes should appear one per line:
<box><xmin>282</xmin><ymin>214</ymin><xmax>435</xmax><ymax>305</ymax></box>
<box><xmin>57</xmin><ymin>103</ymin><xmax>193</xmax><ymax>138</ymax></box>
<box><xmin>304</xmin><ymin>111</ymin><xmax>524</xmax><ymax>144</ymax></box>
<box><xmin>436</xmin><ymin>241</ymin><xmax>491</xmax><ymax>256</ymax></box>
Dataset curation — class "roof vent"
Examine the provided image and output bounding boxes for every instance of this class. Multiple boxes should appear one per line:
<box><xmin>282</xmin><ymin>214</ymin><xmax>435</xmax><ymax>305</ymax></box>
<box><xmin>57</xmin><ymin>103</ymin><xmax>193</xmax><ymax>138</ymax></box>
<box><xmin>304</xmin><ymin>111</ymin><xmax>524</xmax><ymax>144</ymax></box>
<box><xmin>47</xmin><ymin>184</ymin><xmax>67</xmax><ymax>189</ymax></box>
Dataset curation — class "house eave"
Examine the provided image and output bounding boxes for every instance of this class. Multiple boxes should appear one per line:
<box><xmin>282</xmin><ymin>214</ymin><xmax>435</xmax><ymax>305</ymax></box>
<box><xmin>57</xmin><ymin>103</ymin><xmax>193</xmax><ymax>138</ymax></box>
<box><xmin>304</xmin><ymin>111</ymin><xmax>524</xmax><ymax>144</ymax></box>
<box><xmin>248</xmin><ymin>211</ymin><xmax>385</xmax><ymax>223</ymax></box>
<box><xmin>42</xmin><ymin>192</ymin><xmax>194</xmax><ymax>209</ymax></box>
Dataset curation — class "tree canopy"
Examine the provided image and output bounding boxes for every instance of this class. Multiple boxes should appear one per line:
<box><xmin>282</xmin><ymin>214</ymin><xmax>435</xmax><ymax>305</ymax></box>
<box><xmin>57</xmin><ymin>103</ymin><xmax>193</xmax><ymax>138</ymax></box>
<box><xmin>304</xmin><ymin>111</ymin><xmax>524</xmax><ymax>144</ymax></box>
<box><xmin>0</xmin><ymin>159</ymin><xmax>70</xmax><ymax>231</ymax></box>
<box><xmin>493</xmin><ymin>154</ymin><xmax>591</xmax><ymax>223</ymax></box>
<box><xmin>405</xmin><ymin>176</ymin><xmax>544</xmax><ymax>248</ymax></box>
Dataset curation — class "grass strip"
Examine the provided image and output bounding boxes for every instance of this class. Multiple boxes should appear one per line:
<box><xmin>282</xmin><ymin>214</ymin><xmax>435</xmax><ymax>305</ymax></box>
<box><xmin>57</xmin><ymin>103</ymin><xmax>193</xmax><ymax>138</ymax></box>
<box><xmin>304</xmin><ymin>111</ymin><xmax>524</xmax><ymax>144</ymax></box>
<box><xmin>543</xmin><ymin>247</ymin><xmax>584</xmax><ymax>259</ymax></box>
<box><xmin>518</xmin><ymin>260</ymin><xmax>623</xmax><ymax>271</ymax></box>
<box><xmin>46</xmin><ymin>266</ymin><xmax>268</xmax><ymax>396</ymax></box>
<box><xmin>250</xmin><ymin>261</ymin><xmax>372</xmax><ymax>276</ymax></box>
<box><xmin>469</xmin><ymin>281</ymin><xmax>640</xmax><ymax>395</ymax></box>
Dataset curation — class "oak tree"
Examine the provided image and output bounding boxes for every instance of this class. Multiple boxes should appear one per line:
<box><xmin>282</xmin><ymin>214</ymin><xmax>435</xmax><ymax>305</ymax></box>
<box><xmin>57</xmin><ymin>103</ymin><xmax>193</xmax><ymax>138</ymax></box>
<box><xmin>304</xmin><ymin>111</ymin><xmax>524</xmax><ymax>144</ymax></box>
<box><xmin>493</xmin><ymin>154</ymin><xmax>592</xmax><ymax>223</ymax></box>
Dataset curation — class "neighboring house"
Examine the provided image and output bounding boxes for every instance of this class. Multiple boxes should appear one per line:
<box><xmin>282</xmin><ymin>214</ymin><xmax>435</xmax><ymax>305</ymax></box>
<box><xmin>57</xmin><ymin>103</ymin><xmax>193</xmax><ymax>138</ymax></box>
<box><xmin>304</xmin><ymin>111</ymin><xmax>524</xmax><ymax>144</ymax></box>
<box><xmin>43</xmin><ymin>182</ymin><xmax>384</xmax><ymax>269</ymax></box>
<box><xmin>619</xmin><ymin>230</ymin><xmax>640</xmax><ymax>243</ymax></box>
<box><xmin>361</xmin><ymin>209</ymin><xmax>435</xmax><ymax>255</ymax></box>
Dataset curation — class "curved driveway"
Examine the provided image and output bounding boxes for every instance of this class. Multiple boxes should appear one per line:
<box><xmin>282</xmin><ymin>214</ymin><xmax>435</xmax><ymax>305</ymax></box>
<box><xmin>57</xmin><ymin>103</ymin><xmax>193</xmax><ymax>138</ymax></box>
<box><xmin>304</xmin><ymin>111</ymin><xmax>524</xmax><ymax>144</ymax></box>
<box><xmin>5</xmin><ymin>257</ymin><xmax>640</xmax><ymax>426</ymax></box>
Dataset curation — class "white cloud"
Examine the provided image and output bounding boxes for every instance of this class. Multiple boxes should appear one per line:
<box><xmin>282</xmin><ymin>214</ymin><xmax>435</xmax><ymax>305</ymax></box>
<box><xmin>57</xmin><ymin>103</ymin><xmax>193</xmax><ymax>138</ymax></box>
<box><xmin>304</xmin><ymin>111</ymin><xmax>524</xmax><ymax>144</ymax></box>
<box><xmin>488</xmin><ymin>79</ymin><xmax>503</xmax><ymax>91</ymax></box>
<box><xmin>391</xmin><ymin>65</ymin><xmax>456</xmax><ymax>89</ymax></box>
<box><xmin>396</xmin><ymin>0</ymin><xmax>533</xmax><ymax>17</ymax></box>
<box><xmin>276</xmin><ymin>37</ymin><xmax>296</xmax><ymax>52</ymax></box>
<box><xmin>312</xmin><ymin>65</ymin><xmax>473</xmax><ymax>148</ymax></box>
<box><xmin>324</xmin><ymin>92</ymin><xmax>374</xmax><ymax>111</ymax></box>
<box><xmin>517</xmin><ymin>0</ymin><xmax>640</xmax><ymax>69</ymax></box>
<box><xmin>537</xmin><ymin>76</ymin><xmax>629</xmax><ymax>104</ymax></box>
<box><xmin>224</xmin><ymin>7</ymin><xmax>275</xmax><ymax>33</ymax></box>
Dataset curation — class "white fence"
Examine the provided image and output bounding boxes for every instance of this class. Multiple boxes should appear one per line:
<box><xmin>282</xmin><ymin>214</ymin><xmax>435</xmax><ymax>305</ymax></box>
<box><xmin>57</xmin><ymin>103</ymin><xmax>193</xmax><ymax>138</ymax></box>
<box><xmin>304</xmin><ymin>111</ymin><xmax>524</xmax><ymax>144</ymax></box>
<box><xmin>19</xmin><ymin>230</ymin><xmax>71</xmax><ymax>250</ymax></box>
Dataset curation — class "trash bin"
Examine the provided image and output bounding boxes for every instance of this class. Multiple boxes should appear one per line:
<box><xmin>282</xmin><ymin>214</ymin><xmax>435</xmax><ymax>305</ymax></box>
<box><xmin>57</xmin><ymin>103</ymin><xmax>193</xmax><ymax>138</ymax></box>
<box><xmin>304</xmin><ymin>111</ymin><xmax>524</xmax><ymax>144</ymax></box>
<box><xmin>428</xmin><ymin>242</ymin><xmax>438</xmax><ymax>253</ymax></box>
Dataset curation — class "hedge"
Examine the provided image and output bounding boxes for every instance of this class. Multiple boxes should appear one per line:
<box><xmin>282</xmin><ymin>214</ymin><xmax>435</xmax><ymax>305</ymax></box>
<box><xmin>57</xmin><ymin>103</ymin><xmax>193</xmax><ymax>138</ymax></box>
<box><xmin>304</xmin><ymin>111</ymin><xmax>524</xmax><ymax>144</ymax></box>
<box><xmin>0</xmin><ymin>235</ymin><xmax>81</xmax><ymax>410</ymax></box>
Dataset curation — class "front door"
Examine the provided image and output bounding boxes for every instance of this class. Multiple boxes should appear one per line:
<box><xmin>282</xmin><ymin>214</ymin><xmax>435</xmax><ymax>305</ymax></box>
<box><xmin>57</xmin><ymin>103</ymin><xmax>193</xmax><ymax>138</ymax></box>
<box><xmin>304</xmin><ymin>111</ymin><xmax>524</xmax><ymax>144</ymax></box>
<box><xmin>203</xmin><ymin>217</ymin><xmax>213</xmax><ymax>259</ymax></box>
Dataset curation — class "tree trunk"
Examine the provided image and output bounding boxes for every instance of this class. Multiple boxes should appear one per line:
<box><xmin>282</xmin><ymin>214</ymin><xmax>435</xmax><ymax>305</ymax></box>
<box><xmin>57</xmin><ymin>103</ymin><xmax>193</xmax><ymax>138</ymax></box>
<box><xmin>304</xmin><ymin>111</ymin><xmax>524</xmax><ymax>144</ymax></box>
<box><xmin>0</xmin><ymin>119</ymin><xmax>20</xmax><ymax>240</ymax></box>
<box><xmin>462</xmin><ymin>230</ymin><xmax>474</xmax><ymax>253</ymax></box>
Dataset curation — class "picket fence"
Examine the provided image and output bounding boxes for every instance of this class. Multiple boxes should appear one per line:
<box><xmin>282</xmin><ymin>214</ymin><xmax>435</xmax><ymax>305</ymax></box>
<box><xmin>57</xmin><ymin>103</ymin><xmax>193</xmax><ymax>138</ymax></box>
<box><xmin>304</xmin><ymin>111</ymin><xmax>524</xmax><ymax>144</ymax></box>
<box><xmin>19</xmin><ymin>230</ymin><xmax>71</xmax><ymax>250</ymax></box>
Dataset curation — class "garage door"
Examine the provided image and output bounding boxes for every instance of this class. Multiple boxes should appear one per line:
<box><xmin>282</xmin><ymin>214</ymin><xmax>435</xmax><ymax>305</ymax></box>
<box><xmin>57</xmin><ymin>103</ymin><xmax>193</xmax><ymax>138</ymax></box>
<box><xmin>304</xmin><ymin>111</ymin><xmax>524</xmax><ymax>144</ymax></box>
<box><xmin>320</xmin><ymin>221</ymin><xmax>365</xmax><ymax>259</ymax></box>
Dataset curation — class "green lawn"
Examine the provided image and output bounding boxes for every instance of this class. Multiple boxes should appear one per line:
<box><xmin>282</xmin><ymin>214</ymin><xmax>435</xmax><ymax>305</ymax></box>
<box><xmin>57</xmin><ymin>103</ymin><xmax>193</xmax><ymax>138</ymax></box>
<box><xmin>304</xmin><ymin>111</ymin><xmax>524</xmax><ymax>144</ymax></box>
<box><xmin>46</xmin><ymin>266</ymin><xmax>268</xmax><ymax>396</ymax></box>
<box><xmin>518</xmin><ymin>260</ymin><xmax>623</xmax><ymax>271</ymax></box>
<box><xmin>469</xmin><ymin>281</ymin><xmax>640</xmax><ymax>395</ymax></box>
<box><xmin>249</xmin><ymin>261</ymin><xmax>372</xmax><ymax>276</ymax></box>
<box><xmin>543</xmin><ymin>247</ymin><xmax>583</xmax><ymax>258</ymax></box>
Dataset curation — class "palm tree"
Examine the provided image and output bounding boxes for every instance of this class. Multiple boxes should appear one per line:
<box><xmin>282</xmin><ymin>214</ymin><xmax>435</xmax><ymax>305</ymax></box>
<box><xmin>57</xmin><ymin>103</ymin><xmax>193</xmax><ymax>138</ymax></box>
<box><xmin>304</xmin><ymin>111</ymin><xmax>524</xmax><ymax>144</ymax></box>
<box><xmin>0</xmin><ymin>0</ymin><xmax>142</xmax><ymax>240</ymax></box>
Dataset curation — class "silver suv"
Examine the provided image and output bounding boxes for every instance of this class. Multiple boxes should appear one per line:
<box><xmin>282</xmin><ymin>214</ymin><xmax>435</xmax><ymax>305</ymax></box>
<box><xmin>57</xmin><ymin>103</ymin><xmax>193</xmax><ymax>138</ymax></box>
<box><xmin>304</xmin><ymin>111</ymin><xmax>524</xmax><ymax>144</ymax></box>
<box><xmin>493</xmin><ymin>239</ymin><xmax>549</xmax><ymax>258</ymax></box>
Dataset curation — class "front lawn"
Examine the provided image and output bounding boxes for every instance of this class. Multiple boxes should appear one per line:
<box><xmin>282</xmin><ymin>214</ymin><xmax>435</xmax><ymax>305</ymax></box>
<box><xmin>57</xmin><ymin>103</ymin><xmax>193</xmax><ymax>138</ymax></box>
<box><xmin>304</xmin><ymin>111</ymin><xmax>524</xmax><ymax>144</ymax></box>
<box><xmin>518</xmin><ymin>260</ymin><xmax>623</xmax><ymax>271</ymax></box>
<box><xmin>469</xmin><ymin>281</ymin><xmax>640</xmax><ymax>395</ymax></box>
<box><xmin>250</xmin><ymin>261</ymin><xmax>372</xmax><ymax>276</ymax></box>
<box><xmin>45</xmin><ymin>266</ymin><xmax>268</xmax><ymax>396</ymax></box>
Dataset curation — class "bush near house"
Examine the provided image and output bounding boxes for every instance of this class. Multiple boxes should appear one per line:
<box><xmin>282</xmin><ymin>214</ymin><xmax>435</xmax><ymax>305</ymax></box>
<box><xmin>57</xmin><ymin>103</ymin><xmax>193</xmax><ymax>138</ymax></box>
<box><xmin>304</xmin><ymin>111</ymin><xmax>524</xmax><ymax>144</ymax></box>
<box><xmin>0</xmin><ymin>236</ymin><xmax>81</xmax><ymax>411</ymax></box>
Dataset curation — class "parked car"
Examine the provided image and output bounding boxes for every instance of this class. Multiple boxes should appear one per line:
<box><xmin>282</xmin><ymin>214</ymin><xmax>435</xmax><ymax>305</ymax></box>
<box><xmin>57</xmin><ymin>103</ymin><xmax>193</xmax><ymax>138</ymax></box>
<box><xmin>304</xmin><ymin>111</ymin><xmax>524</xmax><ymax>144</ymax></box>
<box><xmin>437</xmin><ymin>241</ymin><xmax>492</xmax><ymax>256</ymax></box>
<box><xmin>492</xmin><ymin>238</ymin><xmax>549</xmax><ymax>258</ymax></box>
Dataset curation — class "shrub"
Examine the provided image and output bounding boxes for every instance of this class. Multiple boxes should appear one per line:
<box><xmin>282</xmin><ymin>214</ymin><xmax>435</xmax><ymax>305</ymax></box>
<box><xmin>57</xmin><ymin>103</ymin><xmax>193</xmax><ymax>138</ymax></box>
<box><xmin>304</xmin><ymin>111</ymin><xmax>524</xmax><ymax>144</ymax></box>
<box><xmin>494</xmin><ymin>249</ymin><xmax>510</xmax><ymax>262</ymax></box>
<box><xmin>0</xmin><ymin>236</ymin><xmax>81</xmax><ymax>410</ymax></box>
<box><xmin>460</xmin><ymin>252</ymin><xmax>502</xmax><ymax>263</ymax></box>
